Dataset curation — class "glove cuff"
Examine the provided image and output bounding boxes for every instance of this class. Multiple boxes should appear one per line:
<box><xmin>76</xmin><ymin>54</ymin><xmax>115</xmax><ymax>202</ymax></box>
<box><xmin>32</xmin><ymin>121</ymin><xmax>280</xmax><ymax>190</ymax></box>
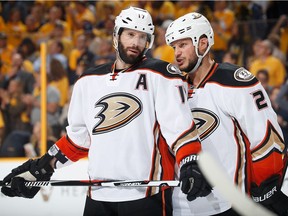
<box><xmin>251</xmin><ymin>175</ymin><xmax>281</xmax><ymax>206</ymax></box>
<box><xmin>180</xmin><ymin>154</ymin><xmax>199</xmax><ymax>168</ymax></box>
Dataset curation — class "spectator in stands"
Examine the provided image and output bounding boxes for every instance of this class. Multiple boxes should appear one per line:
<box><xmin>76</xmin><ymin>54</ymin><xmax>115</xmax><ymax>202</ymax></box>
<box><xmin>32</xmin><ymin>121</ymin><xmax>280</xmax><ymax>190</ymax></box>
<box><xmin>23</xmin><ymin>14</ymin><xmax>40</xmax><ymax>44</ymax></box>
<box><xmin>153</xmin><ymin>19</ymin><xmax>174</xmax><ymax>63</ymax></box>
<box><xmin>24</xmin><ymin>72</ymin><xmax>61</xmax><ymax>139</ymax></box>
<box><xmin>38</xmin><ymin>5</ymin><xmax>71</xmax><ymax>43</ymax></box>
<box><xmin>211</xmin><ymin>1</ymin><xmax>235</xmax><ymax>62</ymax></box>
<box><xmin>90</xmin><ymin>37</ymin><xmax>114</xmax><ymax>65</ymax></box>
<box><xmin>275</xmin><ymin>80</ymin><xmax>288</xmax><ymax>146</ymax></box>
<box><xmin>68</xmin><ymin>34</ymin><xmax>93</xmax><ymax>84</ymax></box>
<box><xmin>0</xmin><ymin>32</ymin><xmax>15</xmax><ymax>77</ymax></box>
<box><xmin>0</xmin><ymin>52</ymin><xmax>35</xmax><ymax>94</ymax></box>
<box><xmin>276</xmin><ymin>80</ymin><xmax>288</xmax><ymax>117</ymax></box>
<box><xmin>59</xmin><ymin>85</ymin><xmax>73</xmax><ymax>137</ymax></box>
<box><xmin>268</xmin><ymin>14</ymin><xmax>288</xmax><ymax>68</ymax></box>
<box><xmin>49</xmin><ymin>21</ymin><xmax>73</xmax><ymax>59</ymax></box>
<box><xmin>33</xmin><ymin>40</ymin><xmax>68</xmax><ymax>73</ymax></box>
<box><xmin>0</xmin><ymin>130</ymin><xmax>31</xmax><ymax>157</ymax></box>
<box><xmin>0</xmin><ymin>78</ymin><xmax>32</xmax><ymax>136</ymax></box>
<box><xmin>1</xmin><ymin>1</ymin><xmax>29</xmax><ymax>23</ymax></box>
<box><xmin>249</xmin><ymin>39</ymin><xmax>286</xmax><ymax>88</ymax></box>
<box><xmin>255</xmin><ymin>69</ymin><xmax>272</xmax><ymax>95</ymax></box>
<box><xmin>246</xmin><ymin>38</ymin><xmax>262</xmax><ymax>69</ymax></box>
<box><xmin>94</xmin><ymin>2</ymin><xmax>118</xmax><ymax>29</ymax></box>
<box><xmin>17</xmin><ymin>37</ymin><xmax>38</xmax><ymax>64</ymax></box>
<box><xmin>5</xmin><ymin>7</ymin><xmax>27</xmax><ymax>47</ymax></box>
<box><xmin>29</xmin><ymin>2</ymin><xmax>46</xmax><ymax>29</ymax></box>
<box><xmin>26</xmin><ymin>73</ymin><xmax>60</xmax><ymax>137</ymax></box>
<box><xmin>24</xmin><ymin>121</ymin><xmax>57</xmax><ymax>157</ymax></box>
<box><xmin>268</xmin><ymin>33</ymin><xmax>286</xmax><ymax>65</ymax></box>
<box><xmin>269</xmin><ymin>86</ymin><xmax>288</xmax><ymax>145</ymax></box>
<box><xmin>0</xmin><ymin>15</ymin><xmax>6</xmax><ymax>32</ymax></box>
<box><xmin>75</xmin><ymin>47</ymin><xmax>95</xmax><ymax>77</ymax></box>
<box><xmin>66</xmin><ymin>1</ymin><xmax>95</xmax><ymax>33</ymax></box>
<box><xmin>49</xmin><ymin>58</ymin><xmax>69</xmax><ymax>109</ymax></box>
<box><xmin>222</xmin><ymin>51</ymin><xmax>238</xmax><ymax>64</ymax></box>
<box><xmin>174</xmin><ymin>1</ymin><xmax>200</xmax><ymax>19</ymax></box>
<box><xmin>147</xmin><ymin>1</ymin><xmax>175</xmax><ymax>26</ymax></box>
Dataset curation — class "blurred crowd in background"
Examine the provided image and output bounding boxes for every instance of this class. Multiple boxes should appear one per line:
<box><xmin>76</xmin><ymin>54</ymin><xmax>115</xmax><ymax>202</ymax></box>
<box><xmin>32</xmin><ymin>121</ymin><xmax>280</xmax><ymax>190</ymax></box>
<box><xmin>0</xmin><ymin>0</ymin><xmax>287</xmax><ymax>157</ymax></box>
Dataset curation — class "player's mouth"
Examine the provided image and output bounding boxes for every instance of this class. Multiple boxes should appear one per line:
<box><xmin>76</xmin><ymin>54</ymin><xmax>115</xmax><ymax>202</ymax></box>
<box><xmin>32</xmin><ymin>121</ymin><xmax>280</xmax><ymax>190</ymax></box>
<box><xmin>176</xmin><ymin>58</ymin><xmax>185</xmax><ymax>67</ymax></box>
<box><xmin>127</xmin><ymin>48</ymin><xmax>140</xmax><ymax>56</ymax></box>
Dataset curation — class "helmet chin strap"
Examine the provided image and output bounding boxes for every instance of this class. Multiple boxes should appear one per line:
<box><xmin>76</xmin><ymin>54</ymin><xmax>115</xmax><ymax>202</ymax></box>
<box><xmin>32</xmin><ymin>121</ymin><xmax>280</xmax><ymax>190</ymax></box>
<box><xmin>113</xmin><ymin>36</ymin><xmax>126</xmax><ymax>64</ymax></box>
<box><xmin>189</xmin><ymin>55</ymin><xmax>203</xmax><ymax>74</ymax></box>
<box><xmin>189</xmin><ymin>43</ymin><xmax>210</xmax><ymax>74</ymax></box>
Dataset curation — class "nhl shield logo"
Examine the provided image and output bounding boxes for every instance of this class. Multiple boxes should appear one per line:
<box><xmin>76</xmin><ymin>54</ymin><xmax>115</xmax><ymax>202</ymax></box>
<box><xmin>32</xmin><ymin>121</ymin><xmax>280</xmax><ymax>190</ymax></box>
<box><xmin>234</xmin><ymin>67</ymin><xmax>254</xmax><ymax>82</ymax></box>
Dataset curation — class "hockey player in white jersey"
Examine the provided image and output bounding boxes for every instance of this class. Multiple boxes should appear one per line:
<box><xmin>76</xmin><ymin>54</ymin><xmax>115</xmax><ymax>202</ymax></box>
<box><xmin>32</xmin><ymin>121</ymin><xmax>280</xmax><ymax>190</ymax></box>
<box><xmin>166</xmin><ymin>12</ymin><xmax>288</xmax><ymax>216</ymax></box>
<box><xmin>0</xmin><ymin>7</ymin><xmax>208</xmax><ymax>216</ymax></box>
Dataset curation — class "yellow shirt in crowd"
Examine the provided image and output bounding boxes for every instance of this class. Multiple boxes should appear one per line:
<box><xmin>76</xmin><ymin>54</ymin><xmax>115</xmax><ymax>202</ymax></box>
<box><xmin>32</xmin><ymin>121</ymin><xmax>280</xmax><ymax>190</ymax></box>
<box><xmin>249</xmin><ymin>56</ymin><xmax>286</xmax><ymax>87</ymax></box>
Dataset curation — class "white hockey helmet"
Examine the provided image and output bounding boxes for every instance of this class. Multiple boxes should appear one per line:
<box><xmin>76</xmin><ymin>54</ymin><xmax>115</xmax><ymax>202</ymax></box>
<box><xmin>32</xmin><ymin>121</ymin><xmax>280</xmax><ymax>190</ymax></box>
<box><xmin>113</xmin><ymin>6</ymin><xmax>155</xmax><ymax>50</ymax></box>
<box><xmin>165</xmin><ymin>12</ymin><xmax>214</xmax><ymax>73</ymax></box>
<box><xmin>165</xmin><ymin>12</ymin><xmax>214</xmax><ymax>49</ymax></box>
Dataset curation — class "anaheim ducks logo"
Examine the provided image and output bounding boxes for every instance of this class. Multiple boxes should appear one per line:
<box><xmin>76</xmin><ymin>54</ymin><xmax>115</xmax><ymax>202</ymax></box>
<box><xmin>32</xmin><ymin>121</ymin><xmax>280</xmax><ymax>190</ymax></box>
<box><xmin>191</xmin><ymin>108</ymin><xmax>220</xmax><ymax>140</ymax></box>
<box><xmin>92</xmin><ymin>93</ymin><xmax>142</xmax><ymax>135</ymax></box>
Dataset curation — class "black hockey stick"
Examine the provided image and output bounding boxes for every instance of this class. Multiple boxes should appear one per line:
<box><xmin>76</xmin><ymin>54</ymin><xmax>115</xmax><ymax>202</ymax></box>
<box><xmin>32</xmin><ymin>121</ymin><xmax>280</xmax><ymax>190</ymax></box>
<box><xmin>0</xmin><ymin>179</ymin><xmax>180</xmax><ymax>187</ymax></box>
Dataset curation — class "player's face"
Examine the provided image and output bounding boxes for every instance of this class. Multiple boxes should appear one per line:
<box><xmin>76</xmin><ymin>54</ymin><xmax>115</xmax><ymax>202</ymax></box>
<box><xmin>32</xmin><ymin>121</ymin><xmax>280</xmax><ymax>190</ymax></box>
<box><xmin>171</xmin><ymin>38</ymin><xmax>198</xmax><ymax>72</ymax></box>
<box><xmin>118</xmin><ymin>29</ymin><xmax>147</xmax><ymax>64</ymax></box>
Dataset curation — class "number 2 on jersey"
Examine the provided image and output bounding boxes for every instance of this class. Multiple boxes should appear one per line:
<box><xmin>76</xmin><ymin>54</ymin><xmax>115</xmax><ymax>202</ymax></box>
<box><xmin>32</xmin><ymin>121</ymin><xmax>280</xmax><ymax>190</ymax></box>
<box><xmin>252</xmin><ymin>90</ymin><xmax>268</xmax><ymax>110</ymax></box>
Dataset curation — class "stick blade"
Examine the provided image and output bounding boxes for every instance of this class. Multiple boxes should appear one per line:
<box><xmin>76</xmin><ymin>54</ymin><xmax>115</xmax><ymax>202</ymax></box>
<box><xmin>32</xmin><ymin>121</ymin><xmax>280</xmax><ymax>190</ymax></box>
<box><xmin>198</xmin><ymin>151</ymin><xmax>276</xmax><ymax>216</ymax></box>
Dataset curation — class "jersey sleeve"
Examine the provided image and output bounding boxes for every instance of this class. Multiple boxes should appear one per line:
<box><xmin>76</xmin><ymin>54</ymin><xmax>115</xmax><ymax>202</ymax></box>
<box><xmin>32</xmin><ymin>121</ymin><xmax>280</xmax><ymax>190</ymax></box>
<box><xmin>222</xmin><ymin>80</ymin><xmax>286</xmax><ymax>186</ymax></box>
<box><xmin>50</xmin><ymin>79</ymin><xmax>89</xmax><ymax>168</ymax></box>
<box><xmin>154</xmin><ymin>71</ymin><xmax>201</xmax><ymax>165</ymax></box>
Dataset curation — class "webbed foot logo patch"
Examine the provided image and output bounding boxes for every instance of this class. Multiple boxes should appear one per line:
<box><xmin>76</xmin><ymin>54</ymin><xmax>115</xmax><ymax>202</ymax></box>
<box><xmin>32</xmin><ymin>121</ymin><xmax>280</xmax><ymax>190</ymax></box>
<box><xmin>93</xmin><ymin>93</ymin><xmax>142</xmax><ymax>134</ymax></box>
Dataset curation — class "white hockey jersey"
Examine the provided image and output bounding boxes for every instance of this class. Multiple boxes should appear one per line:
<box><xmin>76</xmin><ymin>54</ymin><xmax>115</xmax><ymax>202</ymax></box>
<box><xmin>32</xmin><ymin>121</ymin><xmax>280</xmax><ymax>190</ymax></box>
<box><xmin>173</xmin><ymin>63</ymin><xmax>287</xmax><ymax>216</ymax></box>
<box><xmin>53</xmin><ymin>57</ymin><xmax>201</xmax><ymax>202</ymax></box>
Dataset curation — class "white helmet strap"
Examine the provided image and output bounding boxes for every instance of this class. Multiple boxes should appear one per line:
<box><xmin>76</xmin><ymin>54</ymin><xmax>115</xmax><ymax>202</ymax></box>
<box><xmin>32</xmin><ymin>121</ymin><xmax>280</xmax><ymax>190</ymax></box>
<box><xmin>190</xmin><ymin>38</ymin><xmax>210</xmax><ymax>73</ymax></box>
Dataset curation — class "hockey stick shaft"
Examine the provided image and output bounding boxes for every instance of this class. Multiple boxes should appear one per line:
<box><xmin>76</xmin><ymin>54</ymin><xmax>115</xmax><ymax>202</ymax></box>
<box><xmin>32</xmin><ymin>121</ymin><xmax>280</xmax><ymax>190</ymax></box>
<box><xmin>0</xmin><ymin>180</ymin><xmax>180</xmax><ymax>187</ymax></box>
<box><xmin>198</xmin><ymin>152</ymin><xmax>276</xmax><ymax>216</ymax></box>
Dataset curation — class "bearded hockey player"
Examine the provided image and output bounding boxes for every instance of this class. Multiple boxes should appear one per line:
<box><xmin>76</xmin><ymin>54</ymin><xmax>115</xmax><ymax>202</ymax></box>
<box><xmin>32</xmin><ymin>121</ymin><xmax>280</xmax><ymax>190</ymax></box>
<box><xmin>1</xmin><ymin>7</ymin><xmax>207</xmax><ymax>216</ymax></box>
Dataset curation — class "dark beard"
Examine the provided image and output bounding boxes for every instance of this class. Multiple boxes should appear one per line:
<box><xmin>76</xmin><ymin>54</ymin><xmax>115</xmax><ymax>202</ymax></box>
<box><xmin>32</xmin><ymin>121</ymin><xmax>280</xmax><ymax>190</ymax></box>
<box><xmin>118</xmin><ymin>41</ymin><xmax>145</xmax><ymax>65</ymax></box>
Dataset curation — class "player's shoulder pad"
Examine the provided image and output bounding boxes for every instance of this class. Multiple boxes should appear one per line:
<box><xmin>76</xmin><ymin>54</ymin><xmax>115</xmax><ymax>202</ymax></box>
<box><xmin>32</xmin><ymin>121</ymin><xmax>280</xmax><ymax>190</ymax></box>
<box><xmin>80</xmin><ymin>62</ymin><xmax>113</xmax><ymax>78</ymax></box>
<box><xmin>139</xmin><ymin>58</ymin><xmax>185</xmax><ymax>79</ymax></box>
<box><xmin>209</xmin><ymin>63</ymin><xmax>258</xmax><ymax>87</ymax></box>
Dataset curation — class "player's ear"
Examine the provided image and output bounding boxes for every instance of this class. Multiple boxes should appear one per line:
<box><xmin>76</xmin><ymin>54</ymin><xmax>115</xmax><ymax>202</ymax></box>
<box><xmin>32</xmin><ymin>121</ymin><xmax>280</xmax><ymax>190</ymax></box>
<box><xmin>199</xmin><ymin>37</ymin><xmax>209</xmax><ymax>53</ymax></box>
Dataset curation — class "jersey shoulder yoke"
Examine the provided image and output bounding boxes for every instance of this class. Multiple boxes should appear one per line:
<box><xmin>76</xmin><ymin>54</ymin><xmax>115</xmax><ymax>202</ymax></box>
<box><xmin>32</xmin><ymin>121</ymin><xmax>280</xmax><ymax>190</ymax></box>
<box><xmin>209</xmin><ymin>63</ymin><xmax>258</xmax><ymax>87</ymax></box>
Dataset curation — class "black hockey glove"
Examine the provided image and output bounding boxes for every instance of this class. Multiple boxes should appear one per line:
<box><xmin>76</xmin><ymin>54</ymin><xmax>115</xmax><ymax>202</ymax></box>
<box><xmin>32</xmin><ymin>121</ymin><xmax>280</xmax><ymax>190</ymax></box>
<box><xmin>251</xmin><ymin>174</ymin><xmax>288</xmax><ymax>216</ymax></box>
<box><xmin>1</xmin><ymin>153</ymin><xmax>54</xmax><ymax>199</ymax></box>
<box><xmin>179</xmin><ymin>154</ymin><xmax>212</xmax><ymax>201</ymax></box>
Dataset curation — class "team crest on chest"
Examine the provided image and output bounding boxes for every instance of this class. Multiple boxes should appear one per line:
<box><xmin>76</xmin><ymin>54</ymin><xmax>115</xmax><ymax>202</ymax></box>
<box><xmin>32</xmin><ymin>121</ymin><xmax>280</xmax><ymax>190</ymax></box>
<box><xmin>234</xmin><ymin>67</ymin><xmax>254</xmax><ymax>82</ymax></box>
<box><xmin>191</xmin><ymin>108</ymin><xmax>220</xmax><ymax>140</ymax></box>
<box><xmin>93</xmin><ymin>93</ymin><xmax>142</xmax><ymax>134</ymax></box>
